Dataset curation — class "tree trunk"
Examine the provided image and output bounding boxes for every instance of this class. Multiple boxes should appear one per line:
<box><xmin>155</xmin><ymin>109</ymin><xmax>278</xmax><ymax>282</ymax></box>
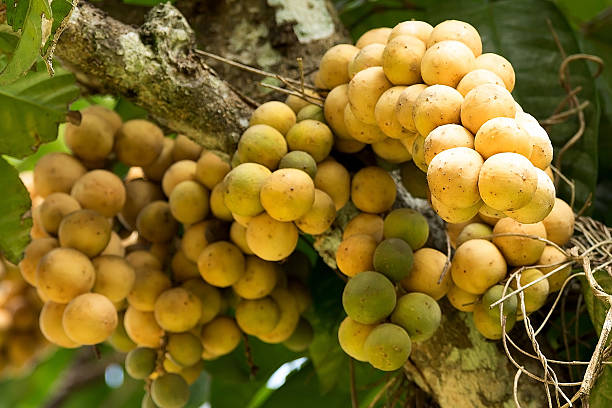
<box><xmin>55</xmin><ymin>2</ymin><xmax>548</xmax><ymax>406</ymax></box>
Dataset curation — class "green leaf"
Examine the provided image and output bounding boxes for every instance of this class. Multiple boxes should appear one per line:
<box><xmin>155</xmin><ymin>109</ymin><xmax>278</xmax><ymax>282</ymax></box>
<box><xmin>0</xmin><ymin>67</ymin><xmax>78</xmax><ymax>158</ymax></box>
<box><xmin>0</xmin><ymin>0</ymin><xmax>52</xmax><ymax>84</ymax></box>
<box><xmin>0</xmin><ymin>157</ymin><xmax>31</xmax><ymax>263</ymax></box>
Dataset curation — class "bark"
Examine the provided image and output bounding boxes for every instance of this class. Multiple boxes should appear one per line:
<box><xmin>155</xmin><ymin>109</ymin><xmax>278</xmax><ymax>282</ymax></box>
<box><xmin>54</xmin><ymin>2</ymin><xmax>548</xmax><ymax>407</ymax></box>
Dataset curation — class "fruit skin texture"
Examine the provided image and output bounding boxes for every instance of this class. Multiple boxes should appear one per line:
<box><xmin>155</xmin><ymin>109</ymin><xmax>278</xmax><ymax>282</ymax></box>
<box><xmin>383</xmin><ymin>209</ymin><xmax>429</xmax><ymax>250</ymax></box>
<box><xmin>125</xmin><ymin>347</ymin><xmax>157</xmax><ymax>379</ymax></box>
<box><xmin>473</xmin><ymin>302</ymin><xmax>516</xmax><ymax>340</ymax></box>
<box><xmin>474</xmin><ymin>117</ymin><xmax>533</xmax><ymax>160</ymax></box>
<box><xmin>39</xmin><ymin>301</ymin><xmax>80</xmax><ymax>348</ymax></box>
<box><xmin>348</xmin><ymin>67</ymin><xmax>392</xmax><ymax>125</ymax></box>
<box><xmin>283</xmin><ymin>318</ymin><xmax>314</xmax><ymax>352</ymax></box>
<box><xmin>168</xmin><ymin>180</ymin><xmax>209</xmax><ymax>225</ymax></box>
<box><xmin>260</xmin><ymin>168</ymin><xmax>315</xmax><ymax>222</ymax></box>
<box><xmin>460</xmin><ymin>83</ymin><xmax>516</xmax><ymax>134</ymax></box>
<box><xmin>58</xmin><ymin>209</ymin><xmax>111</xmax><ymax>257</ymax></box>
<box><xmin>200</xmin><ymin>316</ymin><xmax>241</xmax><ymax>357</ymax></box>
<box><xmin>232</xmin><ymin>256</ymin><xmax>278</xmax><ymax>299</ymax></box>
<box><xmin>198</xmin><ymin>241</ymin><xmax>245</xmax><ymax>288</ymax></box>
<box><xmin>161</xmin><ymin>160</ymin><xmax>197</xmax><ymax>197</ymax></box>
<box><xmin>538</xmin><ymin>246</ymin><xmax>571</xmax><ymax>292</ymax></box>
<box><xmin>65</xmin><ymin>111</ymin><xmax>115</xmax><ymax>161</ymax></box>
<box><xmin>447</xmin><ymin>285</ymin><xmax>478</xmax><ymax>312</ymax></box>
<box><xmin>475</xmin><ymin>53</ymin><xmax>516</xmax><ymax>92</ymax></box>
<box><xmin>450</xmin><ymin>239</ymin><xmax>507</xmax><ymax>295</ymax></box>
<box><xmin>541</xmin><ymin>198</ymin><xmax>575</xmax><ymax>246</ymax></box>
<box><xmin>427</xmin><ymin>20</ymin><xmax>482</xmax><ymax>57</ymax></box>
<box><xmin>34</xmin><ymin>153</ymin><xmax>87</xmax><ymax>197</ymax></box>
<box><xmin>513</xmin><ymin>268</ymin><xmax>549</xmax><ymax>314</ymax></box>
<box><xmin>318</xmin><ymin>44</ymin><xmax>360</xmax><ymax>89</ymax></box>
<box><xmin>505</xmin><ymin>168</ymin><xmax>555</xmax><ymax>224</ymax></box>
<box><xmin>246</xmin><ymin>213</ymin><xmax>298</xmax><ymax>261</ymax></box>
<box><xmin>344</xmin><ymin>213</ymin><xmax>384</xmax><ymax>243</ymax></box>
<box><xmin>154</xmin><ymin>288</ymin><xmax>202</xmax><ymax>333</ymax></box>
<box><xmin>401</xmin><ymin>248</ymin><xmax>451</xmax><ymax>300</ymax></box>
<box><xmin>314</xmin><ymin>159</ymin><xmax>350</xmax><ymax>211</ymax></box>
<box><xmin>182</xmin><ymin>279</ymin><xmax>222</xmax><ymax>325</ymax></box>
<box><xmin>456</xmin><ymin>223</ymin><xmax>492</xmax><ymax>247</ymax></box>
<box><xmin>137</xmin><ymin>201</ymin><xmax>178</xmax><ymax>243</ymax></box>
<box><xmin>71</xmin><ymin>170</ymin><xmax>126</xmax><ymax>217</ymax></box>
<box><xmin>342</xmin><ymin>271</ymin><xmax>397</xmax><ymax>324</ymax></box>
<box><xmin>431</xmin><ymin>196</ymin><xmax>482</xmax><ymax>224</ymax></box>
<box><xmin>515</xmin><ymin>112</ymin><xmax>553</xmax><ymax>170</ymax></box>
<box><xmin>356</xmin><ymin>27</ymin><xmax>392</xmax><ymax>48</ymax></box>
<box><xmin>427</xmin><ymin>147</ymin><xmax>483</xmax><ymax>208</ymax></box>
<box><xmin>36</xmin><ymin>247</ymin><xmax>96</xmax><ymax>303</ymax></box>
<box><xmin>151</xmin><ymin>373</ymin><xmax>190</xmax><ymax>408</ymax></box>
<box><xmin>374</xmin><ymin>86</ymin><xmax>410</xmax><ymax>139</ymax></box>
<box><xmin>493</xmin><ymin>218</ymin><xmax>547</xmax><ymax>266</ymax></box>
<box><xmin>295</xmin><ymin>189</ymin><xmax>336</xmax><ymax>235</ymax></box>
<box><xmin>115</xmin><ymin>120</ymin><xmax>164</xmax><ymax>166</ymax></box>
<box><xmin>391</xmin><ymin>293</ymin><xmax>441</xmax><ymax>342</ymax></box>
<box><xmin>323</xmin><ymin>84</ymin><xmax>351</xmax><ymax>140</ymax></box>
<box><xmin>124</xmin><ymin>306</ymin><xmax>164</xmax><ymax>348</ymax></box>
<box><xmin>93</xmin><ymin>255</ymin><xmax>136</xmax><ymax>302</ymax></box>
<box><xmin>63</xmin><ymin>293</ymin><xmax>118</xmax><ymax>345</ymax></box>
<box><xmin>39</xmin><ymin>192</ymin><xmax>81</xmax><ymax>235</ymax></box>
<box><xmin>363</xmin><ymin>323</ymin><xmax>412</xmax><ymax>371</ymax></box>
<box><xmin>412</xmin><ymin>84</ymin><xmax>463</xmax><ymax>137</ymax></box>
<box><xmin>127</xmin><ymin>268</ymin><xmax>171</xmax><ymax>312</ymax></box>
<box><xmin>196</xmin><ymin>151</ymin><xmax>231</xmax><ymax>189</ymax></box>
<box><xmin>235</xmin><ymin>297</ymin><xmax>280</xmax><ymax>336</ymax></box>
<box><xmin>223</xmin><ymin>163</ymin><xmax>271</xmax><ymax>217</ymax></box>
<box><xmin>336</xmin><ymin>234</ymin><xmax>377</xmax><ymax>277</ymax></box>
<box><xmin>249</xmin><ymin>101</ymin><xmax>296</xmax><ymax>135</ymax></box>
<box><xmin>349</xmin><ymin>43</ymin><xmax>384</xmax><ymax>79</ymax></box>
<box><xmin>373</xmin><ymin>238</ymin><xmax>414</xmax><ymax>282</ymax></box>
<box><xmin>351</xmin><ymin>166</ymin><xmax>396</xmax><ymax>214</ymax></box>
<box><xmin>167</xmin><ymin>332</ymin><xmax>202</xmax><ymax>367</ymax></box>
<box><xmin>420</xmin><ymin>40</ymin><xmax>475</xmax><ymax>88</ymax></box>
<box><xmin>423</xmin><ymin>124</ymin><xmax>474</xmax><ymax>165</ymax></box>
<box><xmin>382</xmin><ymin>35</ymin><xmax>426</xmax><ymax>85</ymax></box>
<box><xmin>257</xmin><ymin>287</ymin><xmax>300</xmax><ymax>344</ymax></box>
<box><xmin>456</xmin><ymin>69</ymin><xmax>505</xmax><ymax>97</ymax></box>
<box><xmin>338</xmin><ymin>316</ymin><xmax>376</xmax><ymax>361</ymax></box>
<box><xmin>478</xmin><ymin>153</ymin><xmax>538</xmax><ymax>212</ymax></box>
<box><xmin>19</xmin><ymin>237</ymin><xmax>59</xmax><ymax>286</ymax></box>
<box><xmin>278</xmin><ymin>151</ymin><xmax>317</xmax><ymax>179</ymax></box>
<box><xmin>389</xmin><ymin>21</ymin><xmax>433</xmax><ymax>43</ymax></box>
<box><xmin>481</xmin><ymin>285</ymin><xmax>518</xmax><ymax>320</ymax></box>
<box><xmin>237</xmin><ymin>124</ymin><xmax>288</xmax><ymax>170</ymax></box>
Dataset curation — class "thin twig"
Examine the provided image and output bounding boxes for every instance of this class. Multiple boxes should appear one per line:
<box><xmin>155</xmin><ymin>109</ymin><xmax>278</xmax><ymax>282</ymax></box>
<box><xmin>349</xmin><ymin>358</ymin><xmax>359</xmax><ymax>408</ymax></box>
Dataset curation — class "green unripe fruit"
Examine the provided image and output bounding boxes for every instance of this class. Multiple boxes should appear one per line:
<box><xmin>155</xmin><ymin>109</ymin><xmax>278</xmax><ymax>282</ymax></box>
<box><xmin>125</xmin><ymin>347</ymin><xmax>156</xmax><ymax>379</ymax></box>
<box><xmin>373</xmin><ymin>238</ymin><xmax>414</xmax><ymax>282</ymax></box>
<box><xmin>456</xmin><ymin>223</ymin><xmax>492</xmax><ymax>247</ymax></box>
<box><xmin>167</xmin><ymin>332</ymin><xmax>203</xmax><ymax>367</ymax></box>
<box><xmin>400</xmin><ymin>162</ymin><xmax>428</xmax><ymax>199</ymax></box>
<box><xmin>390</xmin><ymin>293</ymin><xmax>441</xmax><ymax>342</ymax></box>
<box><xmin>364</xmin><ymin>323</ymin><xmax>412</xmax><ymax>371</ymax></box>
<box><xmin>481</xmin><ymin>285</ymin><xmax>517</xmax><ymax>320</ymax></box>
<box><xmin>383</xmin><ymin>209</ymin><xmax>429</xmax><ymax>250</ymax></box>
<box><xmin>142</xmin><ymin>393</ymin><xmax>159</xmax><ymax>408</ymax></box>
<box><xmin>278</xmin><ymin>151</ymin><xmax>317</xmax><ymax>179</ymax></box>
<box><xmin>283</xmin><ymin>318</ymin><xmax>314</xmax><ymax>352</ymax></box>
<box><xmin>235</xmin><ymin>297</ymin><xmax>281</xmax><ymax>336</ymax></box>
<box><xmin>151</xmin><ymin>373</ymin><xmax>190</xmax><ymax>408</ymax></box>
<box><xmin>342</xmin><ymin>271</ymin><xmax>396</xmax><ymax>324</ymax></box>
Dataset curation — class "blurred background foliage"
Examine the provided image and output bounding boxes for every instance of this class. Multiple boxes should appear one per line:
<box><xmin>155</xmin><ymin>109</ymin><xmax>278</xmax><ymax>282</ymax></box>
<box><xmin>0</xmin><ymin>0</ymin><xmax>611</xmax><ymax>407</ymax></box>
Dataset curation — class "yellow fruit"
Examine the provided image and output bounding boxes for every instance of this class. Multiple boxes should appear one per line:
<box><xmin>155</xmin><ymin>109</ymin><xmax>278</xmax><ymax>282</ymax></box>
<box><xmin>515</xmin><ymin>112</ymin><xmax>553</xmax><ymax>170</ymax></box>
<box><xmin>19</xmin><ymin>238</ymin><xmax>59</xmax><ymax>286</ymax></box>
<box><xmin>260</xmin><ymin>168</ymin><xmax>315</xmax><ymax>222</ymax></box>
<box><xmin>343</xmin><ymin>104</ymin><xmax>387</xmax><ymax>143</ymax></box>
<box><xmin>513</xmin><ymin>268</ymin><xmax>549</xmax><ymax>314</ymax></box>
<box><xmin>478</xmin><ymin>153</ymin><xmax>538</xmax><ymax>211</ymax></box>
<box><xmin>171</xmin><ymin>250</ymin><xmax>200</xmax><ymax>282</ymax></box>
<box><xmin>334</xmin><ymin>138</ymin><xmax>366</xmax><ymax>153</ymax></box>
<box><xmin>126</xmin><ymin>250</ymin><xmax>162</xmax><ymax>270</ymax></box>
<box><xmin>120</xmin><ymin>179</ymin><xmax>164</xmax><ymax>229</ymax></box>
<box><xmin>115</xmin><ymin>120</ymin><xmax>164</xmax><ymax>166</ymax></box>
<box><xmin>401</xmin><ymin>248</ymin><xmax>451</xmax><ymax>300</ymax></box>
<box><xmin>40</xmin><ymin>301</ymin><xmax>80</xmax><ymax>348</ymax></box>
<box><xmin>475</xmin><ymin>53</ymin><xmax>516</xmax><ymax>92</ymax></box>
<box><xmin>249</xmin><ymin>101</ymin><xmax>296</xmax><ymax>135</ymax></box>
<box><xmin>71</xmin><ymin>170</ymin><xmax>126</xmax><ymax>217</ymax></box>
<box><xmin>233</xmin><ymin>256</ymin><xmax>278</xmax><ymax>299</ymax></box>
<box><xmin>431</xmin><ymin>195</ymin><xmax>482</xmax><ymax>224</ymax></box>
<box><xmin>229</xmin><ymin>222</ymin><xmax>253</xmax><ymax>255</ymax></box>
<box><xmin>323</xmin><ymin>84</ymin><xmax>351</xmax><ymax>140</ymax></box>
<box><xmin>474</xmin><ymin>117</ymin><xmax>532</xmax><ymax>159</ymax></box>
<box><xmin>427</xmin><ymin>20</ymin><xmax>482</xmax><ymax>56</ymax></box>
<box><xmin>338</xmin><ymin>316</ymin><xmax>376</xmax><ymax>361</ymax></box>
<box><xmin>258</xmin><ymin>287</ymin><xmax>300</xmax><ymax>343</ymax></box>
<box><xmin>493</xmin><ymin>218</ymin><xmax>547</xmax><ymax>266</ymax></box>
<box><xmin>351</xmin><ymin>166</ymin><xmax>396</xmax><ymax>214</ymax></box>
<box><xmin>314</xmin><ymin>159</ymin><xmax>351</xmax><ymax>210</ymax></box>
<box><xmin>37</xmin><ymin>248</ymin><xmax>95</xmax><ymax>303</ymax></box>
<box><xmin>542</xmin><ymin>198</ymin><xmax>575</xmax><ymax>246</ymax></box>
<box><xmin>223</xmin><ymin>163</ymin><xmax>271</xmax><ymax>217</ymax></box>
<box><xmin>423</xmin><ymin>124</ymin><xmax>474</xmax><ymax>165</ymax></box>
<box><xmin>382</xmin><ymin>36</ymin><xmax>425</xmax><ymax>85</ymax></box>
<box><xmin>58</xmin><ymin>209</ymin><xmax>112</xmax><ymax>257</ymax></box>
<box><xmin>427</xmin><ymin>147</ymin><xmax>482</xmax><ymax>208</ymax></box>
<box><xmin>318</xmin><ymin>44</ymin><xmax>360</xmax><ymax>88</ymax></box>
<box><xmin>169</xmin><ymin>180</ymin><xmax>210</xmax><ymax>224</ymax></box>
<box><xmin>124</xmin><ymin>306</ymin><xmax>164</xmax><ymax>348</ymax></box>
<box><xmin>374</xmin><ymin>86</ymin><xmax>410</xmax><ymax>139</ymax></box>
<box><xmin>348</xmin><ymin>66</ymin><xmax>392</xmax><ymax>125</ymax></box>
<box><xmin>200</xmin><ymin>316</ymin><xmax>241</xmax><ymax>356</ymax></box>
<box><xmin>421</xmin><ymin>40</ymin><xmax>475</xmax><ymax>87</ymax></box>
<box><xmin>154</xmin><ymin>287</ymin><xmax>202</xmax><ymax>332</ymax></box>
<box><xmin>65</xmin><ymin>111</ymin><xmax>115</xmax><ymax>161</ymax></box>
<box><xmin>237</xmin><ymin>124</ymin><xmax>288</xmax><ymax>169</ymax></box>
<box><xmin>336</xmin><ymin>234</ymin><xmax>377</xmax><ymax>277</ymax></box>
<box><xmin>389</xmin><ymin>20</ymin><xmax>433</xmax><ymax>43</ymax></box>
<box><xmin>235</xmin><ymin>297</ymin><xmax>280</xmax><ymax>336</ymax></box>
<box><xmin>198</xmin><ymin>241</ymin><xmax>245</xmax><ymax>287</ymax></box>
<box><xmin>246</xmin><ymin>213</ymin><xmax>298</xmax><ymax>261</ymax></box>
<box><xmin>395</xmin><ymin>84</ymin><xmax>427</xmax><ymax>132</ymax></box>
<box><xmin>447</xmin><ymin>285</ymin><xmax>478</xmax><ymax>312</ymax></box>
<box><xmin>63</xmin><ymin>293</ymin><xmax>118</xmax><ymax>345</ymax></box>
<box><xmin>286</xmin><ymin>120</ymin><xmax>334</xmax><ymax>163</ymax></box>
<box><xmin>195</xmin><ymin>150</ymin><xmax>231</xmax><ymax>189</ymax></box>
<box><xmin>161</xmin><ymin>160</ymin><xmax>197</xmax><ymax>196</ymax></box>
<box><xmin>93</xmin><ymin>255</ymin><xmax>136</xmax><ymax>302</ymax></box>
<box><xmin>505</xmin><ymin>168</ymin><xmax>555</xmax><ymax>224</ymax></box>
<box><xmin>34</xmin><ymin>152</ymin><xmax>86</xmax><ymax>197</ymax></box>
<box><xmin>172</xmin><ymin>134</ymin><xmax>202</xmax><ymax>162</ymax></box>
<box><xmin>182</xmin><ymin>279</ymin><xmax>222</xmax><ymax>325</ymax></box>
<box><xmin>343</xmin><ymin>213</ymin><xmax>384</xmax><ymax>243</ymax></box>
<box><xmin>539</xmin><ymin>246</ymin><xmax>572</xmax><ymax>292</ymax></box>
<box><xmin>142</xmin><ymin>137</ymin><xmax>174</xmax><ymax>182</ymax></box>
<box><xmin>356</xmin><ymin>27</ymin><xmax>392</xmax><ymax>47</ymax></box>
<box><xmin>38</xmin><ymin>192</ymin><xmax>81</xmax><ymax>235</ymax></box>
<box><xmin>127</xmin><ymin>268</ymin><xmax>171</xmax><ymax>312</ymax></box>
<box><xmin>456</xmin><ymin>69</ymin><xmax>505</xmax><ymax>96</ymax></box>
<box><xmin>294</xmin><ymin>189</ymin><xmax>336</xmax><ymax>235</ymax></box>
<box><xmin>412</xmin><ymin>84</ymin><xmax>463</xmax><ymax>137</ymax></box>
<box><xmin>450</xmin><ymin>239</ymin><xmax>507</xmax><ymax>294</ymax></box>
<box><xmin>136</xmin><ymin>201</ymin><xmax>178</xmax><ymax>243</ymax></box>
<box><xmin>460</xmin><ymin>84</ymin><xmax>516</xmax><ymax>134</ymax></box>
<box><xmin>210</xmin><ymin>182</ymin><xmax>234</xmax><ymax>221</ymax></box>
<box><xmin>348</xmin><ymin>44</ymin><xmax>384</xmax><ymax>79</ymax></box>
